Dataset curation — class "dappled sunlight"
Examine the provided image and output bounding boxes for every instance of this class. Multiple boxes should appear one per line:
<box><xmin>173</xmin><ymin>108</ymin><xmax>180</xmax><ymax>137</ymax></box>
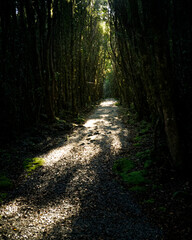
<box><xmin>40</xmin><ymin>129</ymin><xmax>103</xmax><ymax>167</ymax></box>
<box><xmin>110</xmin><ymin>128</ymin><xmax>123</xmax><ymax>153</ymax></box>
<box><xmin>83</xmin><ymin>118</ymin><xmax>109</xmax><ymax>128</ymax></box>
<box><xmin>0</xmin><ymin>160</ymin><xmax>100</xmax><ymax>239</ymax></box>
<box><xmin>0</xmin><ymin>98</ymin><xmax>131</xmax><ymax>239</ymax></box>
<box><xmin>1</xmin><ymin>197</ymin><xmax>79</xmax><ymax>239</ymax></box>
<box><xmin>38</xmin><ymin>101</ymin><xmax>120</xmax><ymax>167</ymax></box>
<box><xmin>0</xmin><ymin>99</ymin><xmax>161</xmax><ymax>240</ymax></box>
<box><xmin>100</xmin><ymin>114</ymin><xmax>110</xmax><ymax>118</ymax></box>
<box><xmin>100</xmin><ymin>99</ymin><xmax>117</xmax><ymax>107</ymax></box>
<box><xmin>42</xmin><ymin>142</ymin><xmax>76</xmax><ymax>166</ymax></box>
<box><xmin>69</xmin><ymin>168</ymin><xmax>98</xmax><ymax>188</ymax></box>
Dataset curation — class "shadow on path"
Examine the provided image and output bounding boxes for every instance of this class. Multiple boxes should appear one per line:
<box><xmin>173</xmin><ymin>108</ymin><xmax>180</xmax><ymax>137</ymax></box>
<box><xmin>0</xmin><ymin>99</ymin><xmax>163</xmax><ymax>240</ymax></box>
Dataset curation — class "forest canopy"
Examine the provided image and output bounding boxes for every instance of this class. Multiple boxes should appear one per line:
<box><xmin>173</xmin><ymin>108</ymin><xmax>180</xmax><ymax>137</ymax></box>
<box><xmin>0</xmin><ymin>0</ymin><xmax>109</xmax><ymax>138</ymax></box>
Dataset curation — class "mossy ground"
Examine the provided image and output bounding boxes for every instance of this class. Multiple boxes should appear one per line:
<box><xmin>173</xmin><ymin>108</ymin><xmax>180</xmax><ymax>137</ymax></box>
<box><xmin>113</xmin><ymin>157</ymin><xmax>134</xmax><ymax>174</ymax></box>
<box><xmin>124</xmin><ymin>170</ymin><xmax>148</xmax><ymax>185</ymax></box>
<box><xmin>23</xmin><ymin>157</ymin><xmax>45</xmax><ymax>174</ymax></box>
<box><xmin>117</xmin><ymin>104</ymin><xmax>192</xmax><ymax>240</ymax></box>
<box><xmin>113</xmin><ymin>157</ymin><xmax>150</xmax><ymax>192</ymax></box>
<box><xmin>113</xmin><ymin>158</ymin><xmax>149</xmax><ymax>190</ymax></box>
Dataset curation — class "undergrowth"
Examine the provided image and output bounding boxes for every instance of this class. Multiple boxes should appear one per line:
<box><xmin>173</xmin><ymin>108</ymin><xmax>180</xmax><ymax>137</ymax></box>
<box><xmin>113</xmin><ymin>157</ymin><xmax>134</xmax><ymax>174</ymax></box>
<box><xmin>114</xmin><ymin>105</ymin><xmax>154</xmax><ymax>193</ymax></box>
<box><xmin>113</xmin><ymin>157</ymin><xmax>150</xmax><ymax>192</ymax></box>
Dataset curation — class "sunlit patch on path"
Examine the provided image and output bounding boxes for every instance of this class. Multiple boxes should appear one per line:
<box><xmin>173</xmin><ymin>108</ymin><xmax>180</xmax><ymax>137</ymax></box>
<box><xmin>0</xmin><ymin>99</ymin><xmax>162</xmax><ymax>239</ymax></box>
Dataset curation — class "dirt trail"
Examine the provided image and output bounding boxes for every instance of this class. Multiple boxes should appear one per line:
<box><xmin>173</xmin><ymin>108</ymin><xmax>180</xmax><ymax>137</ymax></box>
<box><xmin>0</xmin><ymin>99</ymin><xmax>162</xmax><ymax>239</ymax></box>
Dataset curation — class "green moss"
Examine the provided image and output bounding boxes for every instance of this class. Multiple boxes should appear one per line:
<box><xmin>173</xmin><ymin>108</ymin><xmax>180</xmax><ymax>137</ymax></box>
<box><xmin>139</xmin><ymin>124</ymin><xmax>151</xmax><ymax>134</ymax></box>
<box><xmin>135</xmin><ymin>150</ymin><xmax>153</xmax><ymax>168</ymax></box>
<box><xmin>24</xmin><ymin>157</ymin><xmax>45</xmax><ymax>173</ymax></box>
<box><xmin>140</xmin><ymin>120</ymin><xmax>151</xmax><ymax>128</ymax></box>
<box><xmin>136</xmin><ymin>149</ymin><xmax>151</xmax><ymax>160</ymax></box>
<box><xmin>139</xmin><ymin>127</ymin><xmax>150</xmax><ymax>134</ymax></box>
<box><xmin>113</xmin><ymin>158</ymin><xmax>134</xmax><ymax>174</ymax></box>
<box><xmin>133</xmin><ymin>143</ymin><xmax>141</xmax><ymax>147</ymax></box>
<box><xmin>134</xmin><ymin>135</ymin><xmax>144</xmax><ymax>142</ymax></box>
<box><xmin>113</xmin><ymin>157</ymin><xmax>151</xmax><ymax>192</ymax></box>
<box><xmin>123</xmin><ymin>170</ymin><xmax>148</xmax><ymax>185</ymax></box>
<box><xmin>0</xmin><ymin>175</ymin><xmax>13</xmax><ymax>190</ymax></box>
<box><xmin>137</xmin><ymin>120</ymin><xmax>152</xmax><ymax>135</ymax></box>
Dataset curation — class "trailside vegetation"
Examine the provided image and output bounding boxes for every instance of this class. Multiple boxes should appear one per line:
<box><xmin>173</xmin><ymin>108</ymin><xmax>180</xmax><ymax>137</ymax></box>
<box><xmin>109</xmin><ymin>0</ymin><xmax>192</xmax><ymax>172</ymax></box>
<box><xmin>0</xmin><ymin>0</ymin><xmax>192</xmax><ymax>173</ymax></box>
<box><xmin>0</xmin><ymin>0</ymin><xmax>108</xmax><ymax>141</ymax></box>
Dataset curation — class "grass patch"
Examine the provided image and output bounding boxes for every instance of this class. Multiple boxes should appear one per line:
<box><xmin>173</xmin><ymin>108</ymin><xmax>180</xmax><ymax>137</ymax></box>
<box><xmin>123</xmin><ymin>170</ymin><xmax>148</xmax><ymax>184</ymax></box>
<box><xmin>139</xmin><ymin>127</ymin><xmax>150</xmax><ymax>134</ymax></box>
<box><xmin>135</xmin><ymin>149</ymin><xmax>153</xmax><ymax>169</ymax></box>
<box><xmin>134</xmin><ymin>135</ymin><xmax>144</xmax><ymax>142</ymax></box>
<box><xmin>136</xmin><ymin>149</ymin><xmax>151</xmax><ymax>160</ymax></box>
<box><xmin>113</xmin><ymin>158</ymin><xmax>151</xmax><ymax>193</ymax></box>
<box><xmin>113</xmin><ymin>108</ymin><xmax>154</xmax><ymax>193</ymax></box>
<box><xmin>113</xmin><ymin>158</ymin><xmax>134</xmax><ymax>175</ymax></box>
<box><xmin>139</xmin><ymin>120</ymin><xmax>151</xmax><ymax>131</ymax></box>
<box><xmin>135</xmin><ymin>120</ymin><xmax>152</xmax><ymax>136</ymax></box>
<box><xmin>23</xmin><ymin>157</ymin><xmax>45</xmax><ymax>173</ymax></box>
<box><xmin>133</xmin><ymin>142</ymin><xmax>141</xmax><ymax>147</ymax></box>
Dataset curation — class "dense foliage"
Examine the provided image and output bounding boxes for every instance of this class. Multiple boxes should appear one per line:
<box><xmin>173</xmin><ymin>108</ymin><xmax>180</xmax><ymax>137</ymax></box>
<box><xmin>0</xmin><ymin>0</ymin><xmax>191</xmax><ymax>172</ymax></box>
<box><xmin>0</xmin><ymin>0</ymin><xmax>108</xmax><ymax>140</ymax></box>
<box><xmin>109</xmin><ymin>0</ymin><xmax>192</xmax><ymax>171</ymax></box>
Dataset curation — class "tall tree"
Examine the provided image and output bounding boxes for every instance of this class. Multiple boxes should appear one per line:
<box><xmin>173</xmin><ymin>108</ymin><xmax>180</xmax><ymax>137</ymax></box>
<box><xmin>0</xmin><ymin>0</ymin><xmax>108</xmax><ymax>141</ymax></box>
<box><xmin>109</xmin><ymin>0</ymin><xmax>192</xmax><ymax>171</ymax></box>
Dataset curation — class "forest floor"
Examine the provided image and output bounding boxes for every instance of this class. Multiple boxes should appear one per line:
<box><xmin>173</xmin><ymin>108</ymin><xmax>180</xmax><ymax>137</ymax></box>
<box><xmin>0</xmin><ymin>99</ymin><xmax>191</xmax><ymax>239</ymax></box>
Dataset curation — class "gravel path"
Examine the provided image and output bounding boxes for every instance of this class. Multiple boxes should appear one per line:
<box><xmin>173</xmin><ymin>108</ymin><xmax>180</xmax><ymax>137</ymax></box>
<box><xmin>0</xmin><ymin>99</ymin><xmax>163</xmax><ymax>239</ymax></box>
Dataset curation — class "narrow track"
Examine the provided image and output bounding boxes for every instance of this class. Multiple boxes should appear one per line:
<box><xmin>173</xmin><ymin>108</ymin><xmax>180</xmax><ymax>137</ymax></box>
<box><xmin>0</xmin><ymin>99</ymin><xmax>162</xmax><ymax>239</ymax></box>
